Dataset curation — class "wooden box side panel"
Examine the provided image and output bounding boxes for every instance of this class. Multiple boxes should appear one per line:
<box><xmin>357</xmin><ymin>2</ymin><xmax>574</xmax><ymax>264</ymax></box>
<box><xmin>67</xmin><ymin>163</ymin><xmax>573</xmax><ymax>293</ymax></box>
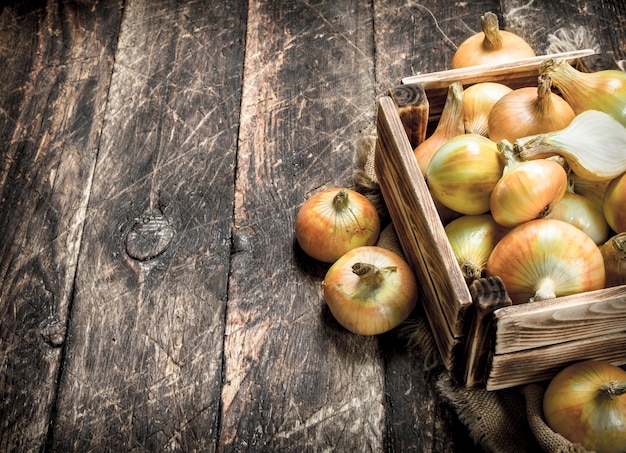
<box><xmin>374</xmin><ymin>96</ymin><xmax>472</xmax><ymax>369</ymax></box>
<box><xmin>493</xmin><ymin>286</ymin><xmax>626</xmax><ymax>355</ymax></box>
<box><xmin>486</xmin><ymin>331</ymin><xmax>626</xmax><ymax>391</ymax></box>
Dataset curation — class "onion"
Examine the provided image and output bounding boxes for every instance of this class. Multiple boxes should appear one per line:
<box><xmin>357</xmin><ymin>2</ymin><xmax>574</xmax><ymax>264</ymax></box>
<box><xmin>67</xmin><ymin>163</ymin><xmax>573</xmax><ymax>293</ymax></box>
<box><xmin>463</xmin><ymin>82</ymin><xmax>512</xmax><ymax>136</ymax></box>
<box><xmin>540</xmin><ymin>57</ymin><xmax>626</xmax><ymax>127</ymax></box>
<box><xmin>295</xmin><ymin>188</ymin><xmax>380</xmax><ymax>263</ymax></box>
<box><xmin>445</xmin><ymin>214</ymin><xmax>509</xmax><ymax>284</ymax></box>
<box><xmin>322</xmin><ymin>246</ymin><xmax>418</xmax><ymax>336</ymax></box>
<box><xmin>414</xmin><ymin>82</ymin><xmax>465</xmax><ymax>174</ymax></box>
<box><xmin>600</xmin><ymin>233</ymin><xmax>626</xmax><ymax>287</ymax></box>
<box><xmin>543</xmin><ymin>360</ymin><xmax>626</xmax><ymax>453</ymax></box>
<box><xmin>547</xmin><ymin>183</ymin><xmax>610</xmax><ymax>245</ymax></box>
<box><xmin>514</xmin><ymin>110</ymin><xmax>626</xmax><ymax>181</ymax></box>
<box><xmin>603</xmin><ymin>171</ymin><xmax>626</xmax><ymax>233</ymax></box>
<box><xmin>425</xmin><ymin>134</ymin><xmax>504</xmax><ymax>215</ymax></box>
<box><xmin>451</xmin><ymin>12</ymin><xmax>535</xmax><ymax>69</ymax></box>
<box><xmin>490</xmin><ymin>141</ymin><xmax>568</xmax><ymax>228</ymax></box>
<box><xmin>486</xmin><ymin>218</ymin><xmax>605</xmax><ymax>304</ymax></box>
<box><xmin>569</xmin><ymin>172</ymin><xmax>610</xmax><ymax>208</ymax></box>
<box><xmin>488</xmin><ymin>74</ymin><xmax>575</xmax><ymax>143</ymax></box>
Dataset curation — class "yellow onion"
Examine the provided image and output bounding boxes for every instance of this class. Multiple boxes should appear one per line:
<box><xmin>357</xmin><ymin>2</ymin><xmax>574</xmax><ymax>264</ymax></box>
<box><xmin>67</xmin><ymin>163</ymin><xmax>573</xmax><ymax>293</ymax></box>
<box><xmin>603</xmin><ymin>171</ymin><xmax>626</xmax><ymax>233</ymax></box>
<box><xmin>488</xmin><ymin>74</ymin><xmax>575</xmax><ymax>143</ymax></box>
<box><xmin>295</xmin><ymin>188</ymin><xmax>380</xmax><ymax>263</ymax></box>
<box><xmin>463</xmin><ymin>82</ymin><xmax>512</xmax><ymax>136</ymax></box>
<box><xmin>547</xmin><ymin>181</ymin><xmax>610</xmax><ymax>245</ymax></box>
<box><xmin>322</xmin><ymin>246</ymin><xmax>418</xmax><ymax>336</ymax></box>
<box><xmin>599</xmin><ymin>233</ymin><xmax>626</xmax><ymax>287</ymax></box>
<box><xmin>486</xmin><ymin>218</ymin><xmax>605</xmax><ymax>304</ymax></box>
<box><xmin>451</xmin><ymin>12</ymin><xmax>535</xmax><ymax>69</ymax></box>
<box><xmin>540</xmin><ymin>58</ymin><xmax>626</xmax><ymax>127</ymax></box>
<box><xmin>514</xmin><ymin>110</ymin><xmax>626</xmax><ymax>181</ymax></box>
<box><xmin>445</xmin><ymin>214</ymin><xmax>509</xmax><ymax>284</ymax></box>
<box><xmin>425</xmin><ymin>134</ymin><xmax>504</xmax><ymax>215</ymax></box>
<box><xmin>490</xmin><ymin>141</ymin><xmax>567</xmax><ymax>228</ymax></box>
<box><xmin>543</xmin><ymin>360</ymin><xmax>626</xmax><ymax>453</ymax></box>
<box><xmin>414</xmin><ymin>82</ymin><xmax>465</xmax><ymax>174</ymax></box>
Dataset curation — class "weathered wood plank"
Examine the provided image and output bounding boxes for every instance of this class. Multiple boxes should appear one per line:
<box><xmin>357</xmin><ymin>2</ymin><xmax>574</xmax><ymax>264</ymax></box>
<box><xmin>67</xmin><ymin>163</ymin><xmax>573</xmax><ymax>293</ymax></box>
<box><xmin>0</xmin><ymin>2</ymin><xmax>122</xmax><ymax>451</ymax></box>
<box><xmin>221</xmin><ymin>1</ymin><xmax>384</xmax><ymax>450</ymax></box>
<box><xmin>49</xmin><ymin>0</ymin><xmax>247</xmax><ymax>450</ymax></box>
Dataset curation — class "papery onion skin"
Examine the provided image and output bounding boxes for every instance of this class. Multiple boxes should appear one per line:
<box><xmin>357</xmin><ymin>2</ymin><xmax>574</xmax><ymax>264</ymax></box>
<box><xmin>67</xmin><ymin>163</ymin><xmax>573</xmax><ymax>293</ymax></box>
<box><xmin>600</xmin><ymin>233</ymin><xmax>626</xmax><ymax>287</ymax></box>
<box><xmin>486</xmin><ymin>219</ymin><xmax>606</xmax><ymax>304</ymax></box>
<box><xmin>488</xmin><ymin>74</ymin><xmax>575</xmax><ymax>143</ymax></box>
<box><xmin>543</xmin><ymin>360</ymin><xmax>626</xmax><ymax>453</ymax></box>
<box><xmin>451</xmin><ymin>12</ymin><xmax>535</xmax><ymax>69</ymax></box>
<box><xmin>425</xmin><ymin>134</ymin><xmax>504</xmax><ymax>215</ymax></box>
<box><xmin>463</xmin><ymin>82</ymin><xmax>513</xmax><ymax>136</ymax></box>
<box><xmin>295</xmin><ymin>188</ymin><xmax>380</xmax><ymax>263</ymax></box>
<box><xmin>445</xmin><ymin>214</ymin><xmax>509</xmax><ymax>284</ymax></box>
<box><xmin>547</xmin><ymin>190</ymin><xmax>610</xmax><ymax>245</ymax></box>
<box><xmin>322</xmin><ymin>246</ymin><xmax>418</xmax><ymax>336</ymax></box>
<box><xmin>490</xmin><ymin>155</ymin><xmax>568</xmax><ymax>228</ymax></box>
<box><xmin>603</xmin><ymin>171</ymin><xmax>626</xmax><ymax>233</ymax></box>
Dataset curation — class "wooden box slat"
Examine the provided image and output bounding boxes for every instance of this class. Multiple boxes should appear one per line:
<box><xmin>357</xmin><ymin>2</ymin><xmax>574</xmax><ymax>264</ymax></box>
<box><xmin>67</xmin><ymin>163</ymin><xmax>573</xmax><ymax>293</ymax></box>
<box><xmin>486</xmin><ymin>331</ymin><xmax>626</xmax><ymax>391</ymax></box>
<box><xmin>374</xmin><ymin>97</ymin><xmax>472</xmax><ymax>370</ymax></box>
<box><xmin>375</xmin><ymin>51</ymin><xmax>626</xmax><ymax>389</ymax></box>
<box><xmin>494</xmin><ymin>286</ymin><xmax>626</xmax><ymax>355</ymax></box>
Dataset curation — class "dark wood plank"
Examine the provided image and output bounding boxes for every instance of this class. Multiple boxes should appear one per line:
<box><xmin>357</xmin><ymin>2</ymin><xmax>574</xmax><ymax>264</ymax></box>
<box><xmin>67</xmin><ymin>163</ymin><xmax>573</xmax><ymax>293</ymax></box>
<box><xmin>0</xmin><ymin>1</ymin><xmax>122</xmax><ymax>450</ymax></box>
<box><xmin>48</xmin><ymin>0</ymin><xmax>247</xmax><ymax>450</ymax></box>
<box><xmin>221</xmin><ymin>1</ymin><xmax>386</xmax><ymax>450</ymax></box>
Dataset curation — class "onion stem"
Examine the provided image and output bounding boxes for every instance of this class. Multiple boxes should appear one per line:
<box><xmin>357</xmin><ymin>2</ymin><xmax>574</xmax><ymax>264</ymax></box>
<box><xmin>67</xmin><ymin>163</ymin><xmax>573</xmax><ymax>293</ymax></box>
<box><xmin>333</xmin><ymin>189</ymin><xmax>350</xmax><ymax>210</ymax></box>
<box><xmin>351</xmin><ymin>263</ymin><xmax>397</xmax><ymax>289</ymax></box>
<box><xmin>600</xmin><ymin>381</ymin><xmax>626</xmax><ymax>398</ymax></box>
<box><xmin>481</xmin><ymin>12</ymin><xmax>503</xmax><ymax>50</ymax></box>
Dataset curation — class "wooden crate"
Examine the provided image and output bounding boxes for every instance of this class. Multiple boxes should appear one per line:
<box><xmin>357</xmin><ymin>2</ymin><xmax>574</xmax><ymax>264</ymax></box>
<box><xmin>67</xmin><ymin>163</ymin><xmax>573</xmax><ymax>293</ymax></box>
<box><xmin>374</xmin><ymin>50</ymin><xmax>626</xmax><ymax>391</ymax></box>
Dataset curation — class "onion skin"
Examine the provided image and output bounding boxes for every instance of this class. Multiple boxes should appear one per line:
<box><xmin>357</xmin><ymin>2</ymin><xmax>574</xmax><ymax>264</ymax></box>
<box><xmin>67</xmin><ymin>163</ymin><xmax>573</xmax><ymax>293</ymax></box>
<box><xmin>451</xmin><ymin>12</ymin><xmax>535</xmax><ymax>69</ymax></box>
<box><xmin>295</xmin><ymin>188</ymin><xmax>380</xmax><ymax>263</ymax></box>
<box><xmin>463</xmin><ymin>82</ymin><xmax>512</xmax><ymax>136</ymax></box>
<box><xmin>486</xmin><ymin>219</ymin><xmax>605</xmax><ymax>304</ymax></box>
<box><xmin>425</xmin><ymin>134</ymin><xmax>504</xmax><ymax>215</ymax></box>
<box><xmin>322</xmin><ymin>246</ymin><xmax>418</xmax><ymax>336</ymax></box>
<box><xmin>600</xmin><ymin>233</ymin><xmax>626</xmax><ymax>287</ymax></box>
<box><xmin>445</xmin><ymin>214</ymin><xmax>509</xmax><ymax>284</ymax></box>
<box><xmin>490</xmin><ymin>154</ymin><xmax>568</xmax><ymax>228</ymax></box>
<box><xmin>603</xmin><ymin>172</ymin><xmax>626</xmax><ymax>233</ymax></box>
<box><xmin>488</xmin><ymin>74</ymin><xmax>575</xmax><ymax>143</ymax></box>
<box><xmin>543</xmin><ymin>360</ymin><xmax>626</xmax><ymax>453</ymax></box>
<box><xmin>547</xmin><ymin>190</ymin><xmax>610</xmax><ymax>245</ymax></box>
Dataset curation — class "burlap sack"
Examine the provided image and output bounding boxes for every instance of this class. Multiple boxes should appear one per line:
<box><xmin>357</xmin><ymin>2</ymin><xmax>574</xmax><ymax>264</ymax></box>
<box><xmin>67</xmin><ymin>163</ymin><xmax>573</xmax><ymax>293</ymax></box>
<box><xmin>354</xmin><ymin>136</ymin><xmax>592</xmax><ymax>453</ymax></box>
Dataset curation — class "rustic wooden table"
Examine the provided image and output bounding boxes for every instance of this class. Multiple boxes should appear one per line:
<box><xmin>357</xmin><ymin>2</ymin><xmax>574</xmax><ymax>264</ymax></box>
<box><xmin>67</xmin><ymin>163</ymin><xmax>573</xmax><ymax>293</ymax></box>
<box><xmin>1</xmin><ymin>1</ymin><xmax>624</xmax><ymax>451</ymax></box>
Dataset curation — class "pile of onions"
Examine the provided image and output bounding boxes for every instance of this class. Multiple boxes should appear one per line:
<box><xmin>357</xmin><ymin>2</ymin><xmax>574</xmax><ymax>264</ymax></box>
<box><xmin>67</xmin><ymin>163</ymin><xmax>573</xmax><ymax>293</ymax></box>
<box><xmin>451</xmin><ymin>12</ymin><xmax>535</xmax><ymax>68</ymax></box>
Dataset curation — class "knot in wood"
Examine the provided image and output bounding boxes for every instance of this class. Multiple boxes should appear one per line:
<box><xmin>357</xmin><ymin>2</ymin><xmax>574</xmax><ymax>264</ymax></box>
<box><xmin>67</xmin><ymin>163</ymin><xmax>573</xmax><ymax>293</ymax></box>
<box><xmin>41</xmin><ymin>318</ymin><xmax>66</xmax><ymax>347</ymax></box>
<box><xmin>125</xmin><ymin>214</ymin><xmax>175</xmax><ymax>261</ymax></box>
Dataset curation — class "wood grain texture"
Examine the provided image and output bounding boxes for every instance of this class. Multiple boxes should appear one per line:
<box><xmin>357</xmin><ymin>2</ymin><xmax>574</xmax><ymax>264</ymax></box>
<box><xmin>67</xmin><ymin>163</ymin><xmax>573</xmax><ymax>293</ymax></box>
<box><xmin>49</xmin><ymin>0</ymin><xmax>246</xmax><ymax>450</ymax></box>
<box><xmin>0</xmin><ymin>2</ymin><xmax>122</xmax><ymax>450</ymax></box>
<box><xmin>493</xmin><ymin>286</ymin><xmax>626</xmax><ymax>355</ymax></box>
<box><xmin>222</xmin><ymin>1</ymin><xmax>386</xmax><ymax>450</ymax></box>
<box><xmin>487</xmin><ymin>331</ymin><xmax>626</xmax><ymax>391</ymax></box>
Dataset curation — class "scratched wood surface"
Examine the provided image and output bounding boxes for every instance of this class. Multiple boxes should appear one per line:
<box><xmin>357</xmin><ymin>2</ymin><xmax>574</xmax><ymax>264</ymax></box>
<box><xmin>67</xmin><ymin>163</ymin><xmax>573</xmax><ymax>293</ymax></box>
<box><xmin>1</xmin><ymin>0</ymin><xmax>624</xmax><ymax>452</ymax></box>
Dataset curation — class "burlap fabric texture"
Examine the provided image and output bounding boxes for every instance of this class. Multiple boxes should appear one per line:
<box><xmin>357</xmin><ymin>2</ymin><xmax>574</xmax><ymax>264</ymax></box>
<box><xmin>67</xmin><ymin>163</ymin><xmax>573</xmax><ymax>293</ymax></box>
<box><xmin>354</xmin><ymin>136</ymin><xmax>592</xmax><ymax>453</ymax></box>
